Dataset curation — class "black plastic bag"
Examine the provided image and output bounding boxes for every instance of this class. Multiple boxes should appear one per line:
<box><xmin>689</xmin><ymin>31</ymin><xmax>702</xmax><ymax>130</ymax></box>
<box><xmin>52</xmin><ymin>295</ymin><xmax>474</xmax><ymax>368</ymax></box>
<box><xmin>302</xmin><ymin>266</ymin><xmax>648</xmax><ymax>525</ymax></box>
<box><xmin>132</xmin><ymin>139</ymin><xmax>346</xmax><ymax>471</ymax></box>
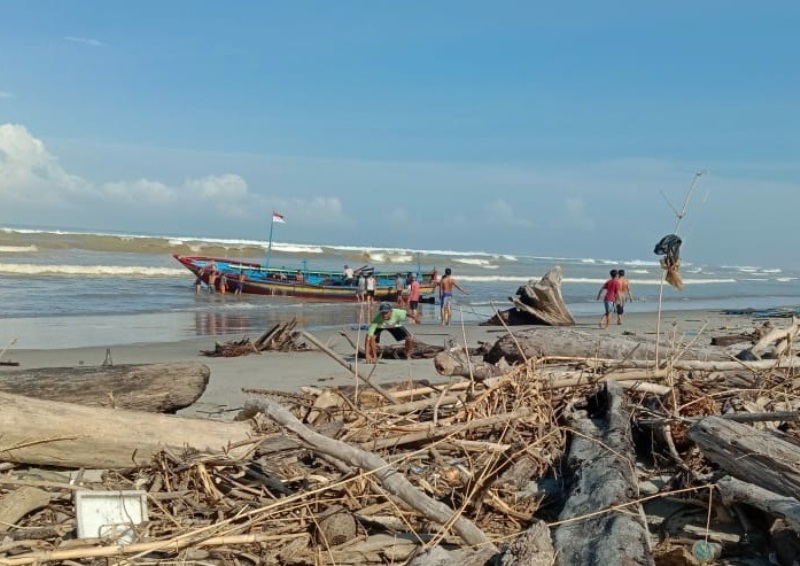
<box><xmin>653</xmin><ymin>234</ymin><xmax>682</xmax><ymax>260</ymax></box>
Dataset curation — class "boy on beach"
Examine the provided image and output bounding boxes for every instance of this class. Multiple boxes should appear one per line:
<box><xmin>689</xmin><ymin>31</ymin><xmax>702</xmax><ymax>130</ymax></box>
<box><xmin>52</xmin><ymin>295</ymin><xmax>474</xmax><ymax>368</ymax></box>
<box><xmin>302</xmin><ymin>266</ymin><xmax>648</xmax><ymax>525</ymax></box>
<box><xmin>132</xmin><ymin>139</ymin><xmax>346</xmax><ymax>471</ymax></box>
<box><xmin>597</xmin><ymin>269</ymin><xmax>621</xmax><ymax>328</ymax></box>
<box><xmin>364</xmin><ymin>301</ymin><xmax>419</xmax><ymax>363</ymax></box>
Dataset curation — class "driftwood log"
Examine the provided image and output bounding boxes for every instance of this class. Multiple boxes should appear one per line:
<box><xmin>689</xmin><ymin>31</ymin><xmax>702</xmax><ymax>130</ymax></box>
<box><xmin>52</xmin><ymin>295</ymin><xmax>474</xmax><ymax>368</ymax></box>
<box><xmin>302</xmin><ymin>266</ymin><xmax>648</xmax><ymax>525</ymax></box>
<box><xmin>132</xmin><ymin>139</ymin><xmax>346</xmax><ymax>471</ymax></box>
<box><xmin>337</xmin><ymin>330</ymin><xmax>447</xmax><ymax>361</ymax></box>
<box><xmin>0</xmin><ymin>391</ymin><xmax>259</xmax><ymax>468</ymax></box>
<box><xmin>0</xmin><ymin>363</ymin><xmax>209</xmax><ymax>413</ymax></box>
<box><xmin>717</xmin><ymin>475</ymin><xmax>800</xmax><ymax>532</ymax></box>
<box><xmin>736</xmin><ymin>317</ymin><xmax>800</xmax><ymax>360</ymax></box>
<box><xmin>433</xmin><ymin>348</ymin><xmax>507</xmax><ymax>381</ymax></box>
<box><xmin>688</xmin><ymin>416</ymin><xmax>800</xmax><ymax>500</ymax></box>
<box><xmin>484</xmin><ymin>266</ymin><xmax>576</xmax><ymax>326</ymax></box>
<box><xmin>482</xmin><ymin>327</ymin><xmax>727</xmax><ymax>365</ymax></box>
<box><xmin>553</xmin><ymin>381</ymin><xmax>654</xmax><ymax>565</ymax></box>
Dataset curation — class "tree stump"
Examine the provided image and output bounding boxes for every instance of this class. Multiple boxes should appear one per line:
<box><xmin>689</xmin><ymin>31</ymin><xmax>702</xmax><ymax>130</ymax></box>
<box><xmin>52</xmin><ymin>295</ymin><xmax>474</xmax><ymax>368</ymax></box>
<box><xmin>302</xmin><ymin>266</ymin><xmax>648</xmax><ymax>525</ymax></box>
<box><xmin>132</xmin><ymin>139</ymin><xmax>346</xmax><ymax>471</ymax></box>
<box><xmin>484</xmin><ymin>266</ymin><xmax>576</xmax><ymax>326</ymax></box>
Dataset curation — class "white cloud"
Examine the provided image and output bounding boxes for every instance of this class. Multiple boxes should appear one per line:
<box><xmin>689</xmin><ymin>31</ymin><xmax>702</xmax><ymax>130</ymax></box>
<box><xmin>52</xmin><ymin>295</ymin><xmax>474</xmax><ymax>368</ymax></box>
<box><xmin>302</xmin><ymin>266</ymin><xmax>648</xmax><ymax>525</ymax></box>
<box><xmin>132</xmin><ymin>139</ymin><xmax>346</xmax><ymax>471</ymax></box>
<box><xmin>0</xmin><ymin>123</ymin><xmax>351</xmax><ymax>232</ymax></box>
<box><xmin>0</xmin><ymin>124</ymin><xmax>89</xmax><ymax>203</ymax></box>
<box><xmin>0</xmin><ymin>124</ymin><xmax>231</xmax><ymax>212</ymax></box>
<box><xmin>0</xmin><ymin>92</ymin><xmax>14</xmax><ymax>99</ymax></box>
<box><xmin>65</xmin><ymin>36</ymin><xmax>105</xmax><ymax>47</ymax></box>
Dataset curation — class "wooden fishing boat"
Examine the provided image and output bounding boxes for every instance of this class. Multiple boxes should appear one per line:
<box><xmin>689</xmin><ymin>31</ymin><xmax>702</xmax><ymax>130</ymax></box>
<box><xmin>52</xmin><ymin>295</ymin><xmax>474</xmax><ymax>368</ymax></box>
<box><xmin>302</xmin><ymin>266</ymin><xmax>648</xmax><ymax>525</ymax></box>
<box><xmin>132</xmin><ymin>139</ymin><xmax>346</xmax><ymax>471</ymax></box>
<box><xmin>173</xmin><ymin>254</ymin><xmax>438</xmax><ymax>301</ymax></box>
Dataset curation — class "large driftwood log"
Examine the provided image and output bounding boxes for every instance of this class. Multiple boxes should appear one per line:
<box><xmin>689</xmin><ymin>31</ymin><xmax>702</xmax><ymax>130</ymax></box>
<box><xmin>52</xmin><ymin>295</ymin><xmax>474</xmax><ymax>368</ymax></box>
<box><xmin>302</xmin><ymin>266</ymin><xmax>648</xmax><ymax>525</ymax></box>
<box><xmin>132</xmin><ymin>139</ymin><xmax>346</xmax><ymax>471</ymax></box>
<box><xmin>0</xmin><ymin>363</ymin><xmax>209</xmax><ymax>413</ymax></box>
<box><xmin>608</xmin><ymin>358</ymin><xmax>800</xmax><ymax>372</ymax></box>
<box><xmin>336</xmin><ymin>330</ymin><xmax>447</xmax><ymax>361</ymax></box>
<box><xmin>717</xmin><ymin>476</ymin><xmax>800</xmax><ymax>532</ymax></box>
<box><xmin>483</xmin><ymin>327</ymin><xmax>727</xmax><ymax>365</ymax></box>
<box><xmin>553</xmin><ymin>381</ymin><xmax>654</xmax><ymax>566</ymax></box>
<box><xmin>688</xmin><ymin>416</ymin><xmax>800</xmax><ymax>500</ymax></box>
<box><xmin>0</xmin><ymin>391</ymin><xmax>258</xmax><ymax>468</ymax></box>
<box><xmin>484</xmin><ymin>266</ymin><xmax>576</xmax><ymax>326</ymax></box>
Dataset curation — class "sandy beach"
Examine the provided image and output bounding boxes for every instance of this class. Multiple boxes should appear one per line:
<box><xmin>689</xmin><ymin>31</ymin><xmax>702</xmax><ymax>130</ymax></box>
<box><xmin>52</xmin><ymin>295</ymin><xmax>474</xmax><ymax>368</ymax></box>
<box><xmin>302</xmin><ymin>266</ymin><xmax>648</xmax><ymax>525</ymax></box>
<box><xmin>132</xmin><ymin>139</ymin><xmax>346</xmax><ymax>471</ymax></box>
<box><xmin>0</xmin><ymin>307</ymin><xmax>762</xmax><ymax>419</ymax></box>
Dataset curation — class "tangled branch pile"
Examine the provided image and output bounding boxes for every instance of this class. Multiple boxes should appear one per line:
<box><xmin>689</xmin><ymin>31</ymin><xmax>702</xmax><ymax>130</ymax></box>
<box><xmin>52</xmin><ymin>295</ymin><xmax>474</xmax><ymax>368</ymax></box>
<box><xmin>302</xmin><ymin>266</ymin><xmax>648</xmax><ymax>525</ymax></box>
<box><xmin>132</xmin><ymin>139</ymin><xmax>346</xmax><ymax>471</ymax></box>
<box><xmin>201</xmin><ymin>319</ymin><xmax>311</xmax><ymax>357</ymax></box>
<box><xmin>3</xmin><ymin>317</ymin><xmax>800</xmax><ymax>564</ymax></box>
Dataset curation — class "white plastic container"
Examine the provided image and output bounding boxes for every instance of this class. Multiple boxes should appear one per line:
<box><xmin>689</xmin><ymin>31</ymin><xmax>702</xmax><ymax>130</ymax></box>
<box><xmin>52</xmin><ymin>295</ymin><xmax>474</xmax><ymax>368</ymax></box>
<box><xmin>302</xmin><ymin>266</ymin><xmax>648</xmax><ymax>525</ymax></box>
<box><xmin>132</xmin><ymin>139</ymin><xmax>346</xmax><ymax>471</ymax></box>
<box><xmin>75</xmin><ymin>490</ymin><xmax>148</xmax><ymax>544</ymax></box>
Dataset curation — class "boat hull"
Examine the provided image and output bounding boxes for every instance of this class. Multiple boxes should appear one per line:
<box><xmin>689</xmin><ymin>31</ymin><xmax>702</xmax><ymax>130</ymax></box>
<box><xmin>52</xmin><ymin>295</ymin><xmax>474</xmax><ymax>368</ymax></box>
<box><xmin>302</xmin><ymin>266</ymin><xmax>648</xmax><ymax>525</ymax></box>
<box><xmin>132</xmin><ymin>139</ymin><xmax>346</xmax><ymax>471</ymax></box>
<box><xmin>173</xmin><ymin>255</ymin><xmax>437</xmax><ymax>301</ymax></box>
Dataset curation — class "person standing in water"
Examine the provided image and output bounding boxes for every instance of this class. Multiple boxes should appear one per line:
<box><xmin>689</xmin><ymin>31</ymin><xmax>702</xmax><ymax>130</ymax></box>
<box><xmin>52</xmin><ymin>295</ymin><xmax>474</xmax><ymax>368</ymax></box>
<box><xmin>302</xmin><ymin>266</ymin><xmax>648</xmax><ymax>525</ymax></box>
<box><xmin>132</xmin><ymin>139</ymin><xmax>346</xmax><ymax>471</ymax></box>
<box><xmin>435</xmin><ymin>267</ymin><xmax>468</xmax><ymax>326</ymax></box>
<box><xmin>234</xmin><ymin>271</ymin><xmax>245</xmax><ymax>297</ymax></box>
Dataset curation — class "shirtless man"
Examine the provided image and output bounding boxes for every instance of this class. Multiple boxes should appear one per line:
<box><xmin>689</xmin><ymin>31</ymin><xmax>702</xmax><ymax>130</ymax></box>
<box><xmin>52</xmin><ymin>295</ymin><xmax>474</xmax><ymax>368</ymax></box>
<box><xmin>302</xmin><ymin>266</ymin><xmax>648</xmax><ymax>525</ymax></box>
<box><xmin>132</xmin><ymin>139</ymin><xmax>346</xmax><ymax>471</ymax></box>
<box><xmin>615</xmin><ymin>269</ymin><xmax>634</xmax><ymax>325</ymax></box>
<box><xmin>234</xmin><ymin>271</ymin><xmax>246</xmax><ymax>297</ymax></box>
<box><xmin>436</xmin><ymin>267</ymin><xmax>468</xmax><ymax>326</ymax></box>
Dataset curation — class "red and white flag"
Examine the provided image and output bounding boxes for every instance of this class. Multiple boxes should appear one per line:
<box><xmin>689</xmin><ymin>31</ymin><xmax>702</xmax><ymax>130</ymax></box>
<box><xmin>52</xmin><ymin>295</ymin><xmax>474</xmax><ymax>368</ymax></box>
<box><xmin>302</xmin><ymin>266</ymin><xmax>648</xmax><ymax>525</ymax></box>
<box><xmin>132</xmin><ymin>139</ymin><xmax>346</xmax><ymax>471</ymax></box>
<box><xmin>272</xmin><ymin>211</ymin><xmax>286</xmax><ymax>224</ymax></box>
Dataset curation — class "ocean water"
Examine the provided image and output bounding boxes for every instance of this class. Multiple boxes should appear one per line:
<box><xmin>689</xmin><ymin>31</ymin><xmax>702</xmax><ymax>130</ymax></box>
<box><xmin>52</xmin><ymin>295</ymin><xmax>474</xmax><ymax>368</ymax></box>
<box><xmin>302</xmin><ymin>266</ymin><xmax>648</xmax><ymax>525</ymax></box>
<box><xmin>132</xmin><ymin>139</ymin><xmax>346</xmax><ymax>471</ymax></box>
<box><xmin>1</xmin><ymin>226</ymin><xmax>798</xmax><ymax>349</ymax></box>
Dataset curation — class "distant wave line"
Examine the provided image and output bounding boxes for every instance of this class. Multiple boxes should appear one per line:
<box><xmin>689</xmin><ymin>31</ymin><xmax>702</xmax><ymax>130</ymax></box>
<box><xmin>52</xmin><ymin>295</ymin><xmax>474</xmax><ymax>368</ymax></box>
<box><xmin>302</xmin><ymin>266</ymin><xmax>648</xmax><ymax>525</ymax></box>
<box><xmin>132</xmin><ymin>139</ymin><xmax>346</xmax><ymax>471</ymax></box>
<box><xmin>0</xmin><ymin>245</ymin><xmax>38</xmax><ymax>253</ymax></box>
<box><xmin>0</xmin><ymin>264</ymin><xmax>187</xmax><ymax>277</ymax></box>
<box><xmin>457</xmin><ymin>275</ymin><xmax>739</xmax><ymax>285</ymax></box>
<box><xmin>0</xmin><ymin>225</ymin><xmax>789</xmax><ymax>275</ymax></box>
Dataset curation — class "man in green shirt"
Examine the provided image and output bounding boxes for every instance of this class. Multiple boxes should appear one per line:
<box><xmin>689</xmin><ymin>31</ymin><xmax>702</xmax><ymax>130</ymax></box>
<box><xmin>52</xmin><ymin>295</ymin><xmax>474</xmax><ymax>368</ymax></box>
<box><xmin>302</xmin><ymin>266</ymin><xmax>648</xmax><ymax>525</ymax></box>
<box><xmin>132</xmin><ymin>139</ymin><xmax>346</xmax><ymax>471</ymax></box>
<box><xmin>364</xmin><ymin>301</ymin><xmax>419</xmax><ymax>363</ymax></box>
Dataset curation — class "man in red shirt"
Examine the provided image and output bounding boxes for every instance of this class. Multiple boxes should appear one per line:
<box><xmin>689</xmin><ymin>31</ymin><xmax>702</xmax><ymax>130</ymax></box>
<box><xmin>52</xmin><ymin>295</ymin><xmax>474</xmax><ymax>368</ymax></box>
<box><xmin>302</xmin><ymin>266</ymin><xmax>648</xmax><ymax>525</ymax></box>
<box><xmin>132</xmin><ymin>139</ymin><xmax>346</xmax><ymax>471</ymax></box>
<box><xmin>407</xmin><ymin>273</ymin><xmax>422</xmax><ymax>321</ymax></box>
<box><xmin>596</xmin><ymin>269</ymin><xmax>621</xmax><ymax>328</ymax></box>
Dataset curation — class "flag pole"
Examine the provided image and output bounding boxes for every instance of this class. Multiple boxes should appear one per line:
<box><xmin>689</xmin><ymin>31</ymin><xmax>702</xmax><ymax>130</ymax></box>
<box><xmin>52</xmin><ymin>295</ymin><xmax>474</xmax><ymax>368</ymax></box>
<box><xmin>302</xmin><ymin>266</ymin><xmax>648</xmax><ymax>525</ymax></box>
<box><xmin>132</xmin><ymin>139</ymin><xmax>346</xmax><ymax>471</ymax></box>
<box><xmin>265</xmin><ymin>215</ymin><xmax>275</xmax><ymax>270</ymax></box>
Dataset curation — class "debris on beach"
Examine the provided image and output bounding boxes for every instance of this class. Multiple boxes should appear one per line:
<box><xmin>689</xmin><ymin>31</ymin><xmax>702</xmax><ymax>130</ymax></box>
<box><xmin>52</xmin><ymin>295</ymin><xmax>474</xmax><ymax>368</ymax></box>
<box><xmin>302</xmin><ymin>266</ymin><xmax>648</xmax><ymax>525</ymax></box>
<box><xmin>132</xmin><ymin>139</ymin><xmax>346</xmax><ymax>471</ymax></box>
<box><xmin>0</xmin><ymin>338</ymin><xmax>18</xmax><ymax>367</ymax></box>
<box><xmin>483</xmin><ymin>265</ymin><xmax>577</xmax><ymax>326</ymax></box>
<box><xmin>201</xmin><ymin>318</ymin><xmax>312</xmax><ymax>357</ymax></box>
<box><xmin>3</xmin><ymin>316</ymin><xmax>800</xmax><ymax>564</ymax></box>
<box><xmin>654</xmin><ymin>233</ymin><xmax>684</xmax><ymax>290</ymax></box>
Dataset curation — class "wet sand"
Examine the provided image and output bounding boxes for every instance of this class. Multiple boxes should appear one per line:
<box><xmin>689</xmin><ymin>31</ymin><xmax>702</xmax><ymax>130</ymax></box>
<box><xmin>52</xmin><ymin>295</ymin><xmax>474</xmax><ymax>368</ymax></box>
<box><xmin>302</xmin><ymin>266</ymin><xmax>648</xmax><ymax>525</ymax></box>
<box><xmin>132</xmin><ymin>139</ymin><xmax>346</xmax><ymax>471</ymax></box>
<box><xmin>0</xmin><ymin>308</ymin><xmax>761</xmax><ymax>419</ymax></box>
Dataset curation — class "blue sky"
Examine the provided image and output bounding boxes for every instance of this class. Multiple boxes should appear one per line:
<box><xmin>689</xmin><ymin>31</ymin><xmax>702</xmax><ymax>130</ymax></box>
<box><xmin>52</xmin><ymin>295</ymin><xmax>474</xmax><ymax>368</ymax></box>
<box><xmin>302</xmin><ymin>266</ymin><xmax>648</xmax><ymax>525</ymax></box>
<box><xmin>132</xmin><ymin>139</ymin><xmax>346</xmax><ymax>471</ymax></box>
<box><xmin>1</xmin><ymin>1</ymin><xmax>798</xmax><ymax>267</ymax></box>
